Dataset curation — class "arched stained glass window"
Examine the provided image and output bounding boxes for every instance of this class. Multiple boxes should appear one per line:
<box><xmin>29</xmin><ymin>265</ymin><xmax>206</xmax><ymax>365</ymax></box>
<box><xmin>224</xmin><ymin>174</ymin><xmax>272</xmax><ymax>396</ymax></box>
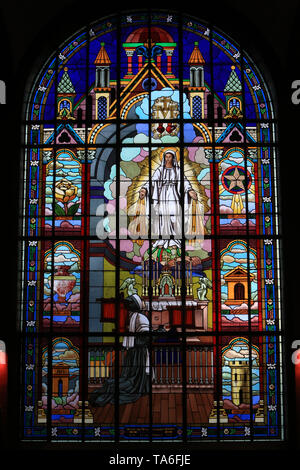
<box><xmin>97</xmin><ymin>96</ymin><xmax>108</xmax><ymax>120</ymax></box>
<box><xmin>192</xmin><ymin>95</ymin><xmax>202</xmax><ymax>120</ymax></box>
<box><xmin>20</xmin><ymin>10</ymin><xmax>284</xmax><ymax>443</ymax></box>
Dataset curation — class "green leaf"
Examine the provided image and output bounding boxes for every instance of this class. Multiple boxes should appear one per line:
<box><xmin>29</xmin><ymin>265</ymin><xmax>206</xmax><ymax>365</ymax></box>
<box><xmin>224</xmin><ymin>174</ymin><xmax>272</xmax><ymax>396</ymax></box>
<box><xmin>54</xmin><ymin>202</ymin><xmax>66</xmax><ymax>216</ymax></box>
<box><xmin>67</xmin><ymin>203</ymin><xmax>80</xmax><ymax>216</ymax></box>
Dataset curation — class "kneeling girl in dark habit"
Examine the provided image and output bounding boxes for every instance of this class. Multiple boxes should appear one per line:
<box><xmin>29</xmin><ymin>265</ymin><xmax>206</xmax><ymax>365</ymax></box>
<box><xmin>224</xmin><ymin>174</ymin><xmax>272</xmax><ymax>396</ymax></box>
<box><xmin>89</xmin><ymin>294</ymin><xmax>150</xmax><ymax>406</ymax></box>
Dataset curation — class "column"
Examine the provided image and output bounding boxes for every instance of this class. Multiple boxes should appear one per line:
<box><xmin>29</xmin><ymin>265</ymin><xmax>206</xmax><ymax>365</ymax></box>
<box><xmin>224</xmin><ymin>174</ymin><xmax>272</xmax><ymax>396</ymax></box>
<box><xmin>156</xmin><ymin>54</ymin><xmax>162</xmax><ymax>70</ymax></box>
<box><xmin>138</xmin><ymin>54</ymin><xmax>143</xmax><ymax>71</ymax></box>
<box><xmin>165</xmin><ymin>48</ymin><xmax>174</xmax><ymax>76</ymax></box>
<box><xmin>125</xmin><ymin>49</ymin><xmax>135</xmax><ymax>76</ymax></box>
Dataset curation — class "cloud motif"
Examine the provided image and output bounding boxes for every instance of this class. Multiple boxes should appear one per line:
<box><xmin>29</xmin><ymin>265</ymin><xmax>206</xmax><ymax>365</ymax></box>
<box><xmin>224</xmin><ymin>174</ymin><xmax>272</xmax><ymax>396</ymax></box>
<box><xmin>104</xmin><ymin>180</ymin><xmax>113</xmax><ymax>200</ymax></box>
<box><xmin>120</xmin><ymin>134</ymin><xmax>150</xmax><ymax>162</ymax></box>
<box><xmin>135</xmin><ymin>88</ymin><xmax>195</xmax><ymax>141</ymax></box>
<box><xmin>103</xmin><ymin>165</ymin><xmax>127</xmax><ymax>200</ymax></box>
<box><xmin>136</xmin><ymin>87</ymin><xmax>191</xmax><ymax>119</ymax></box>
<box><xmin>58</xmin><ymin>350</ymin><xmax>78</xmax><ymax>361</ymax></box>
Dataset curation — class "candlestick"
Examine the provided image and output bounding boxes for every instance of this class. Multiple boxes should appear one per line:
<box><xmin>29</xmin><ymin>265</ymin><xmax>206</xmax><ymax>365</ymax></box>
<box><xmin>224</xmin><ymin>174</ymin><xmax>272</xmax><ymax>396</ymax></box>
<box><xmin>0</xmin><ymin>340</ymin><xmax>7</xmax><ymax>444</ymax></box>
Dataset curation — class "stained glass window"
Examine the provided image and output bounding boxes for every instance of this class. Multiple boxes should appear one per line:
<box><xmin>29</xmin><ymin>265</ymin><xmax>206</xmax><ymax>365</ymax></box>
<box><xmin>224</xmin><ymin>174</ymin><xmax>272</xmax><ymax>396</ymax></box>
<box><xmin>20</xmin><ymin>10</ymin><xmax>284</xmax><ymax>443</ymax></box>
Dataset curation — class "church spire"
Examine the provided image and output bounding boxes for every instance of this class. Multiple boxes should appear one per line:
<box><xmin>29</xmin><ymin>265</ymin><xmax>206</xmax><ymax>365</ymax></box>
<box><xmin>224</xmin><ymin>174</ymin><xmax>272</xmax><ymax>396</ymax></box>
<box><xmin>94</xmin><ymin>42</ymin><xmax>111</xmax><ymax>120</ymax></box>
<box><xmin>188</xmin><ymin>42</ymin><xmax>206</xmax><ymax>119</ymax></box>
<box><xmin>224</xmin><ymin>65</ymin><xmax>242</xmax><ymax>93</ymax></box>
<box><xmin>188</xmin><ymin>41</ymin><xmax>205</xmax><ymax>67</ymax></box>
<box><xmin>58</xmin><ymin>67</ymin><xmax>76</xmax><ymax>94</ymax></box>
<box><xmin>94</xmin><ymin>42</ymin><xmax>111</xmax><ymax>67</ymax></box>
<box><xmin>94</xmin><ymin>42</ymin><xmax>111</xmax><ymax>88</ymax></box>
<box><xmin>224</xmin><ymin>65</ymin><xmax>243</xmax><ymax>119</ymax></box>
<box><xmin>57</xmin><ymin>67</ymin><xmax>76</xmax><ymax>119</ymax></box>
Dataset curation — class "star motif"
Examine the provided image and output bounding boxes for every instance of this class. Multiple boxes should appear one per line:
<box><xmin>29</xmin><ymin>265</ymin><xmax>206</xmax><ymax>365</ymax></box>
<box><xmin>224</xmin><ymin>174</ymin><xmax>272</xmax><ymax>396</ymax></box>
<box><xmin>224</xmin><ymin>167</ymin><xmax>245</xmax><ymax>191</ymax></box>
<box><xmin>223</xmin><ymin>167</ymin><xmax>250</xmax><ymax>193</ymax></box>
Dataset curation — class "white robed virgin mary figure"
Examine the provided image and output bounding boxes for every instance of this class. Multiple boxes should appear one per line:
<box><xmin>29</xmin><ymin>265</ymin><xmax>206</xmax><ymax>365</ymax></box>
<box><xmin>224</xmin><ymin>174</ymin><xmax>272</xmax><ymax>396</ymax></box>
<box><xmin>129</xmin><ymin>149</ymin><xmax>204</xmax><ymax>247</ymax></box>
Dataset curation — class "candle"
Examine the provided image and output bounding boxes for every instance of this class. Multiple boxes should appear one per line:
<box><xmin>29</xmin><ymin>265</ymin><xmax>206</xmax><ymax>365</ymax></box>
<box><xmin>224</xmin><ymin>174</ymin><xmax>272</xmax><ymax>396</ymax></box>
<box><xmin>0</xmin><ymin>340</ymin><xmax>7</xmax><ymax>431</ymax></box>
<box><xmin>295</xmin><ymin>347</ymin><xmax>300</xmax><ymax>446</ymax></box>
<box><xmin>292</xmin><ymin>340</ymin><xmax>300</xmax><ymax>447</ymax></box>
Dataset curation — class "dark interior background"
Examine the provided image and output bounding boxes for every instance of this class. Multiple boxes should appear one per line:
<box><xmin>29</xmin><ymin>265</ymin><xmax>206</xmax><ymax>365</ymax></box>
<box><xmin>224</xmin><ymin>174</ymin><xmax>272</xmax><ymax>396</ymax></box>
<box><xmin>0</xmin><ymin>0</ymin><xmax>299</xmax><ymax>462</ymax></box>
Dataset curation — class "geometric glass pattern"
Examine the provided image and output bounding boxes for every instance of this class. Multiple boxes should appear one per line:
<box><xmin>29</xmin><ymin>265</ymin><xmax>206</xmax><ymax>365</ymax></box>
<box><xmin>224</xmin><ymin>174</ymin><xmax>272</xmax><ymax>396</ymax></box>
<box><xmin>97</xmin><ymin>96</ymin><xmax>107</xmax><ymax>120</ymax></box>
<box><xmin>192</xmin><ymin>95</ymin><xmax>202</xmax><ymax>119</ymax></box>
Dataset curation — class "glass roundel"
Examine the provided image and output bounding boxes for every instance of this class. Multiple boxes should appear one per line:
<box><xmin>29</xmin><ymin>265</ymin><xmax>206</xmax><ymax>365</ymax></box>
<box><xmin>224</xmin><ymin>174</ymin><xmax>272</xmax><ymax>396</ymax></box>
<box><xmin>20</xmin><ymin>10</ymin><xmax>283</xmax><ymax>443</ymax></box>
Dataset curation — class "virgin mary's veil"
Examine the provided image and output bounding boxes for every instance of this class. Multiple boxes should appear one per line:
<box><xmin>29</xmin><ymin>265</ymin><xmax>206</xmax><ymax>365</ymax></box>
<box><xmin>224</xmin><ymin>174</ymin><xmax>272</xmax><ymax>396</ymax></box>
<box><xmin>161</xmin><ymin>149</ymin><xmax>178</xmax><ymax>167</ymax></box>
